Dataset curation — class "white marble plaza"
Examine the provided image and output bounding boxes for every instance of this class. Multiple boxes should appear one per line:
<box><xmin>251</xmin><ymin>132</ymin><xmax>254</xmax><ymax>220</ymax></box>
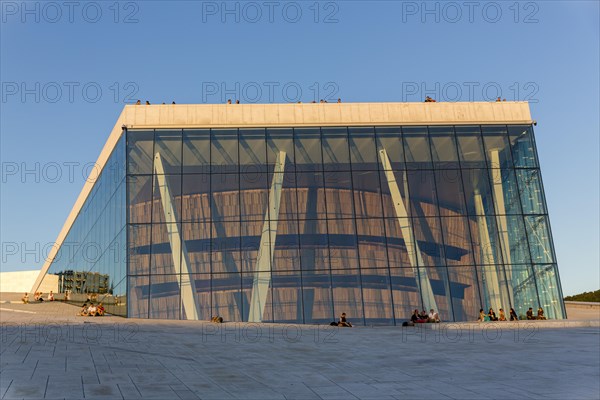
<box><xmin>1</xmin><ymin>302</ymin><xmax>599</xmax><ymax>400</ymax></box>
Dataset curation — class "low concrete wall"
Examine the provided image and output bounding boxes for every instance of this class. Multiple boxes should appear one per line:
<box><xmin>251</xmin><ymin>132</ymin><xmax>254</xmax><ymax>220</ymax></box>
<box><xmin>565</xmin><ymin>301</ymin><xmax>600</xmax><ymax>309</ymax></box>
<box><xmin>565</xmin><ymin>301</ymin><xmax>600</xmax><ymax>321</ymax></box>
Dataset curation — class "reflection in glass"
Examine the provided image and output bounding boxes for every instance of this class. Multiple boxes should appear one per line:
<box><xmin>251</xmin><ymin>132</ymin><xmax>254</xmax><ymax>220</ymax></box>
<box><xmin>45</xmin><ymin>124</ymin><xmax>564</xmax><ymax>323</ymax></box>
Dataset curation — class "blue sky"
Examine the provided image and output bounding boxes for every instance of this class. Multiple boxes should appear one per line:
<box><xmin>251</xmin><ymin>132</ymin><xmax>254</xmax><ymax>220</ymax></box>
<box><xmin>1</xmin><ymin>1</ymin><xmax>598</xmax><ymax>295</ymax></box>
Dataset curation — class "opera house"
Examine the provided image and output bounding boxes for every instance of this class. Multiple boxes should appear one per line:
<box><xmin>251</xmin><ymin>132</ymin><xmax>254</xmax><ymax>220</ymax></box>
<box><xmin>32</xmin><ymin>102</ymin><xmax>565</xmax><ymax>324</ymax></box>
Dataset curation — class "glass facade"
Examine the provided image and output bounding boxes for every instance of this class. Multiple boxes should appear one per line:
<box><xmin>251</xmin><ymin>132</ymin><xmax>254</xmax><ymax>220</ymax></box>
<box><xmin>44</xmin><ymin>123</ymin><xmax>565</xmax><ymax>324</ymax></box>
<box><xmin>45</xmin><ymin>135</ymin><xmax>127</xmax><ymax>316</ymax></box>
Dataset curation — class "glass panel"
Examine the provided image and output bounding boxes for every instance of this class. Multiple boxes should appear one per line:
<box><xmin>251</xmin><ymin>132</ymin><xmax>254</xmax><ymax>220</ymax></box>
<box><xmin>331</xmin><ymin>269</ymin><xmax>364</xmax><ymax>326</ymax></box>
<box><xmin>488</xmin><ymin>168</ymin><xmax>522</xmax><ymax>215</ymax></box>
<box><xmin>211</xmin><ymin>129</ymin><xmax>238</xmax><ymax>173</ymax></box>
<box><xmin>182</xmin><ymin>223</ymin><xmax>212</xmax><ymax>274</ymax></box>
<box><xmin>181</xmin><ymin>174</ymin><xmax>211</xmax><ymax>222</ymax></box>
<box><xmin>356</xmin><ymin>218</ymin><xmax>388</xmax><ymax>270</ymax></box>
<box><xmin>389</xmin><ymin>267</ymin><xmax>422</xmax><ymax>322</ymax></box>
<box><xmin>154</xmin><ymin>130</ymin><xmax>182</xmax><ymax>174</ymax></box>
<box><xmin>298</xmin><ymin>219</ymin><xmax>330</xmax><ymax>272</ymax></box>
<box><xmin>128</xmin><ymin>276</ymin><xmax>149</xmax><ymax>318</ymax></box>
<box><xmin>149</xmin><ymin>274</ymin><xmax>181</xmax><ymax>319</ymax></box>
<box><xmin>429</xmin><ymin>126</ymin><xmax>459</xmax><ymax>169</ymax></box>
<box><xmin>505</xmin><ymin>264</ymin><xmax>539</xmax><ymax>319</ymax></box>
<box><xmin>272</xmin><ymin>221</ymin><xmax>301</xmax><ymax>272</ymax></box>
<box><xmin>402</xmin><ymin>126</ymin><xmax>431</xmax><ymax>169</ymax></box>
<box><xmin>183</xmin><ymin>129</ymin><xmax>210</xmax><ymax>174</ymax></box>
<box><xmin>296</xmin><ymin>172</ymin><xmax>326</xmax><ymax>220</ymax></box>
<box><xmin>516</xmin><ymin>169</ymin><xmax>546</xmax><ymax>214</ymax></box>
<box><xmin>470</xmin><ymin>214</ymin><xmax>505</xmax><ymax>266</ymax></box>
<box><xmin>361</xmin><ymin>268</ymin><xmax>394</xmax><ymax>325</ymax></box>
<box><xmin>447</xmin><ymin>266</ymin><xmax>481</xmax><ymax>321</ymax></box>
<box><xmin>240</xmin><ymin>168</ymin><xmax>268</xmax><ymax>221</ymax></box>
<box><xmin>321</xmin><ymin>127</ymin><xmax>350</xmax><ymax>171</ymax></box>
<box><xmin>128</xmin><ymin>224</ymin><xmax>151</xmax><ymax>275</ymax></box>
<box><xmin>240</xmin><ymin>219</ymin><xmax>264</xmax><ymax>273</ymax></box>
<box><xmin>349</xmin><ymin>127</ymin><xmax>377</xmax><ymax>171</ymax></box>
<box><xmin>270</xmin><ymin>171</ymin><xmax>297</xmax><ymax>220</ymax></box>
<box><xmin>241</xmin><ymin>271</ymin><xmax>257</xmax><ymax>322</ymax></box>
<box><xmin>152</xmin><ymin>174</ymin><xmax>182</xmax><ymax>224</ymax></box>
<box><xmin>455</xmin><ymin>126</ymin><xmax>486</xmax><ymax>169</ymax></box>
<box><xmin>211</xmin><ymin>221</ymin><xmax>240</xmax><ymax>273</ymax></box>
<box><xmin>505</xmin><ymin>215</ymin><xmax>531</xmax><ymax>264</ymax></box>
<box><xmin>266</xmin><ymin>128</ymin><xmax>295</xmax><ymax>171</ymax></box>
<box><xmin>412</xmin><ymin>217</ymin><xmax>445</xmax><ymax>267</ymax></box>
<box><xmin>211</xmin><ymin>173</ymin><xmax>240</xmax><ymax>222</ymax></box>
<box><xmin>379</xmin><ymin>169</ymin><xmax>411</xmax><ymax>219</ymax></box>
<box><xmin>534</xmin><ymin>264</ymin><xmax>564</xmax><ymax>319</ymax></box>
<box><xmin>384</xmin><ymin>218</ymin><xmax>413</xmax><ymax>268</ymax></box>
<box><xmin>103</xmin><ymin>278</ymin><xmax>126</xmax><ymax>317</ymax></box>
<box><xmin>524</xmin><ymin>216</ymin><xmax>554</xmax><ymax>264</ymax></box>
<box><xmin>440</xmin><ymin>217</ymin><xmax>474</xmax><ymax>267</ymax></box>
<box><xmin>212</xmin><ymin>272</ymin><xmax>242</xmax><ymax>322</ymax></box>
<box><xmin>477</xmin><ymin>264</ymin><xmax>512</xmax><ymax>316</ymax></box>
<box><xmin>375</xmin><ymin>127</ymin><xmax>404</xmax><ymax>171</ymax></box>
<box><xmin>128</xmin><ymin>175</ymin><xmax>152</xmax><ymax>224</ymax></box>
<box><xmin>324</xmin><ymin>170</ymin><xmax>354</xmax><ymax>219</ymax></box>
<box><xmin>266</xmin><ymin>271</ymin><xmax>304</xmax><ymax>323</ymax></box>
<box><xmin>407</xmin><ymin>170</ymin><xmax>439</xmax><ymax>217</ymax></box>
<box><xmin>127</xmin><ymin>130</ymin><xmax>154</xmax><ymax>175</ymax></box>
<box><xmin>188</xmin><ymin>274</ymin><xmax>211</xmax><ymax>320</ymax></box>
<box><xmin>508</xmin><ymin>125</ymin><xmax>538</xmax><ymax>168</ymax></box>
<box><xmin>294</xmin><ymin>128</ymin><xmax>322</xmax><ymax>172</ymax></box>
<box><xmin>239</xmin><ymin>128</ymin><xmax>267</xmax><ymax>173</ymax></box>
<box><xmin>352</xmin><ymin>171</ymin><xmax>383</xmax><ymax>218</ymax></box>
<box><xmin>328</xmin><ymin>219</ymin><xmax>359</xmax><ymax>270</ymax></box>
<box><xmin>302</xmin><ymin>271</ymin><xmax>333</xmax><ymax>324</ymax></box>
<box><xmin>461</xmin><ymin>169</ymin><xmax>495</xmax><ymax>216</ymax></box>
<box><xmin>435</xmin><ymin>169</ymin><xmax>467</xmax><ymax>216</ymax></box>
<box><xmin>482</xmin><ymin>125</ymin><xmax>512</xmax><ymax>169</ymax></box>
<box><xmin>151</xmin><ymin>223</ymin><xmax>180</xmax><ymax>275</ymax></box>
<box><xmin>422</xmin><ymin>266</ymin><xmax>453</xmax><ymax>321</ymax></box>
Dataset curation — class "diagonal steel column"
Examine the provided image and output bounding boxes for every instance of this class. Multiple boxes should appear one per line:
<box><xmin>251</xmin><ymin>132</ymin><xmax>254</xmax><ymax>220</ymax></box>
<box><xmin>248</xmin><ymin>151</ymin><xmax>286</xmax><ymax>322</ymax></box>
<box><xmin>378</xmin><ymin>149</ymin><xmax>438</xmax><ymax>311</ymax></box>
<box><xmin>489</xmin><ymin>150</ymin><xmax>513</xmax><ymax>305</ymax></box>
<box><xmin>474</xmin><ymin>191</ymin><xmax>502</xmax><ymax>312</ymax></box>
<box><xmin>154</xmin><ymin>153</ymin><xmax>200</xmax><ymax>320</ymax></box>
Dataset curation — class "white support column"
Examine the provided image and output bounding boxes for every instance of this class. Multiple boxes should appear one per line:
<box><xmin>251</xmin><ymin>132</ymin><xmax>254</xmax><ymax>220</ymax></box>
<box><xmin>490</xmin><ymin>150</ymin><xmax>514</xmax><ymax>303</ymax></box>
<box><xmin>154</xmin><ymin>153</ymin><xmax>200</xmax><ymax>320</ymax></box>
<box><xmin>378</xmin><ymin>149</ymin><xmax>438</xmax><ymax>311</ymax></box>
<box><xmin>474</xmin><ymin>191</ymin><xmax>502</xmax><ymax>312</ymax></box>
<box><xmin>248</xmin><ymin>151</ymin><xmax>286</xmax><ymax>323</ymax></box>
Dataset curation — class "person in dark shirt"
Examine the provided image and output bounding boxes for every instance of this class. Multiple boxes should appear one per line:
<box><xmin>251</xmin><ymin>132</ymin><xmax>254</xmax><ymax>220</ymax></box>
<box><xmin>338</xmin><ymin>313</ymin><xmax>352</xmax><ymax>327</ymax></box>
<box><xmin>509</xmin><ymin>308</ymin><xmax>519</xmax><ymax>321</ymax></box>
<box><xmin>526</xmin><ymin>307</ymin><xmax>535</xmax><ymax>320</ymax></box>
<box><xmin>488</xmin><ymin>308</ymin><xmax>498</xmax><ymax>321</ymax></box>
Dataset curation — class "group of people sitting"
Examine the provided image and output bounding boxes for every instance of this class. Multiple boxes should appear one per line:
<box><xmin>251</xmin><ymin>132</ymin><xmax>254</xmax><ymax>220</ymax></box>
<box><xmin>21</xmin><ymin>291</ymin><xmax>54</xmax><ymax>303</ymax></box>
<box><xmin>527</xmin><ymin>307</ymin><xmax>546</xmax><ymax>320</ymax></box>
<box><xmin>478</xmin><ymin>307</ymin><xmax>546</xmax><ymax>321</ymax></box>
<box><xmin>410</xmin><ymin>309</ymin><xmax>441</xmax><ymax>323</ymax></box>
<box><xmin>478</xmin><ymin>307</ymin><xmax>516</xmax><ymax>322</ymax></box>
<box><xmin>78</xmin><ymin>302</ymin><xmax>105</xmax><ymax>317</ymax></box>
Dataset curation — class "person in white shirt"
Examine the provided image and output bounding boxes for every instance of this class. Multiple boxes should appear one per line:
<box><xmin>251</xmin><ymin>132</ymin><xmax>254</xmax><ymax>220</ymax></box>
<box><xmin>87</xmin><ymin>303</ymin><xmax>98</xmax><ymax>316</ymax></box>
<box><xmin>428</xmin><ymin>309</ymin><xmax>440</xmax><ymax>323</ymax></box>
<box><xmin>48</xmin><ymin>291</ymin><xmax>54</xmax><ymax>301</ymax></box>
